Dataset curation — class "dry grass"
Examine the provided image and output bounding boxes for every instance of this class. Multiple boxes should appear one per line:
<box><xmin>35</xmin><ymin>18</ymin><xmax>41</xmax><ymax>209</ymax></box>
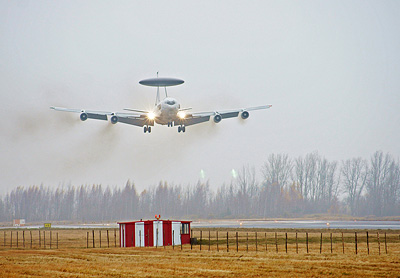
<box><xmin>1</xmin><ymin>229</ymin><xmax>399</xmax><ymax>277</ymax></box>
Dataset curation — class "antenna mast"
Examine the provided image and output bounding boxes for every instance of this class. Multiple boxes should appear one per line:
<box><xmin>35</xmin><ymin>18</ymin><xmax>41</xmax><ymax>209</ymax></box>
<box><xmin>156</xmin><ymin>71</ymin><xmax>160</xmax><ymax>105</ymax></box>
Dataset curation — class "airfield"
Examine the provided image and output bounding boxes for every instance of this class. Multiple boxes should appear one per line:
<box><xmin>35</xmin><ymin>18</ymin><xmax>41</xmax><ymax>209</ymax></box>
<box><xmin>1</xmin><ymin>226</ymin><xmax>400</xmax><ymax>277</ymax></box>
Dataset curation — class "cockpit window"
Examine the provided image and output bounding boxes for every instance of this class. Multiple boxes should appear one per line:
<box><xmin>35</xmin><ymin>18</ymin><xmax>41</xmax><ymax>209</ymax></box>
<box><xmin>166</xmin><ymin>100</ymin><xmax>176</xmax><ymax>105</ymax></box>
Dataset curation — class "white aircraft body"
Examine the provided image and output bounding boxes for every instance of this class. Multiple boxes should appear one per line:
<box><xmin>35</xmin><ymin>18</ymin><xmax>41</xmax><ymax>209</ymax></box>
<box><xmin>51</xmin><ymin>76</ymin><xmax>272</xmax><ymax>133</ymax></box>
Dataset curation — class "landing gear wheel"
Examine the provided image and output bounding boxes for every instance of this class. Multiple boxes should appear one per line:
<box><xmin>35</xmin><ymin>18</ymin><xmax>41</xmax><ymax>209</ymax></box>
<box><xmin>178</xmin><ymin>126</ymin><xmax>181</xmax><ymax>133</ymax></box>
<box><xmin>148</xmin><ymin>126</ymin><xmax>151</xmax><ymax>133</ymax></box>
<box><xmin>182</xmin><ymin>126</ymin><xmax>186</xmax><ymax>133</ymax></box>
<box><xmin>144</xmin><ymin>126</ymin><xmax>148</xmax><ymax>133</ymax></box>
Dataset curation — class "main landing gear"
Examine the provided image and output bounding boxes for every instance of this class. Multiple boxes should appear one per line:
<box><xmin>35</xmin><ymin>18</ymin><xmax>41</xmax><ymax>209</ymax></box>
<box><xmin>143</xmin><ymin>125</ymin><xmax>152</xmax><ymax>133</ymax></box>
<box><xmin>178</xmin><ymin>125</ymin><xmax>186</xmax><ymax>133</ymax></box>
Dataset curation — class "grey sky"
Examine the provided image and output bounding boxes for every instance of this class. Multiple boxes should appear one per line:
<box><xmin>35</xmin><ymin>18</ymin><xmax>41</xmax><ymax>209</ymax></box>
<box><xmin>1</xmin><ymin>1</ymin><xmax>399</xmax><ymax>193</ymax></box>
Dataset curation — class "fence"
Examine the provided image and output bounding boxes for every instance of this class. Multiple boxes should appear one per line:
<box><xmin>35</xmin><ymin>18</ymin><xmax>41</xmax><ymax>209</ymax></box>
<box><xmin>2</xmin><ymin>229</ymin><xmax>399</xmax><ymax>255</ymax></box>
<box><xmin>190</xmin><ymin>230</ymin><xmax>400</xmax><ymax>255</ymax></box>
<box><xmin>1</xmin><ymin>229</ymin><xmax>119</xmax><ymax>249</ymax></box>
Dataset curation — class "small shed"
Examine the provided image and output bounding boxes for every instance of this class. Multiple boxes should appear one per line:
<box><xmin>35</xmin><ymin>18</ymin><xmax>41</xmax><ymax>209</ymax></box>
<box><xmin>118</xmin><ymin>219</ymin><xmax>191</xmax><ymax>247</ymax></box>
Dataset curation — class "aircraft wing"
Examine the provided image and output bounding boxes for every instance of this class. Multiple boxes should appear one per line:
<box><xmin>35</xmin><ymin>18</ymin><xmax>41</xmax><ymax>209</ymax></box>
<box><xmin>50</xmin><ymin>106</ymin><xmax>152</xmax><ymax>127</ymax></box>
<box><xmin>175</xmin><ymin>105</ymin><xmax>271</xmax><ymax>127</ymax></box>
<box><xmin>190</xmin><ymin>105</ymin><xmax>272</xmax><ymax>118</ymax></box>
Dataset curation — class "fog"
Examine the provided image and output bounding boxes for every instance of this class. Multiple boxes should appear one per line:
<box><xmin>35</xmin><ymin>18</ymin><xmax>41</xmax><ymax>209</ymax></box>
<box><xmin>1</xmin><ymin>1</ymin><xmax>400</xmax><ymax>194</ymax></box>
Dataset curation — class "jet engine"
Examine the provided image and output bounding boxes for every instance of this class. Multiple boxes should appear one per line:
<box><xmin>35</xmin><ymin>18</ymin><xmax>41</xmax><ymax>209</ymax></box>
<box><xmin>80</xmin><ymin>113</ymin><xmax>88</xmax><ymax>121</ymax></box>
<box><xmin>214</xmin><ymin>114</ymin><xmax>222</xmax><ymax>123</ymax></box>
<box><xmin>110</xmin><ymin>115</ymin><xmax>119</xmax><ymax>124</ymax></box>
<box><xmin>241</xmin><ymin>111</ymin><xmax>249</xmax><ymax>119</ymax></box>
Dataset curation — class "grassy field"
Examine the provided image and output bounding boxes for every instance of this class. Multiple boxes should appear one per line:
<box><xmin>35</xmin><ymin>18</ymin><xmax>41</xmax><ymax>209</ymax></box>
<box><xmin>1</xmin><ymin>228</ymin><xmax>399</xmax><ymax>277</ymax></box>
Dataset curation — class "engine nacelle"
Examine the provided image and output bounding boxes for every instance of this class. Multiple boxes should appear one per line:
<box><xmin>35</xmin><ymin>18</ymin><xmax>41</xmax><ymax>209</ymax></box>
<box><xmin>214</xmin><ymin>114</ymin><xmax>222</xmax><ymax>123</ymax></box>
<box><xmin>241</xmin><ymin>111</ymin><xmax>249</xmax><ymax>119</ymax></box>
<box><xmin>110</xmin><ymin>115</ymin><xmax>118</xmax><ymax>124</ymax></box>
<box><xmin>80</xmin><ymin>113</ymin><xmax>88</xmax><ymax>121</ymax></box>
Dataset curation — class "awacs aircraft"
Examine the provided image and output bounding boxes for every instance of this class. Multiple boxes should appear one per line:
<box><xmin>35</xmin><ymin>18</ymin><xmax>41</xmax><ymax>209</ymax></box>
<box><xmin>51</xmin><ymin>76</ymin><xmax>272</xmax><ymax>133</ymax></box>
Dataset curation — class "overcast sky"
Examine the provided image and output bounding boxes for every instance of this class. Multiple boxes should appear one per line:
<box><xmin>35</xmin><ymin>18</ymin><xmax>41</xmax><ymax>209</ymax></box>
<box><xmin>1</xmin><ymin>1</ymin><xmax>399</xmax><ymax>194</ymax></box>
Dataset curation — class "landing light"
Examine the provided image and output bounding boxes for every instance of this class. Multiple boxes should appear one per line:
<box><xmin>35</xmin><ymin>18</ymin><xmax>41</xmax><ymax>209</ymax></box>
<box><xmin>147</xmin><ymin>112</ymin><xmax>156</xmax><ymax>120</ymax></box>
<box><xmin>177</xmin><ymin>111</ymin><xmax>186</xmax><ymax>119</ymax></box>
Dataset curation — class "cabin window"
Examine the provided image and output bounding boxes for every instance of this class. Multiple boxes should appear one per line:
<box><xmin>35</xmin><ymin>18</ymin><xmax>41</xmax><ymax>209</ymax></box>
<box><xmin>181</xmin><ymin>223</ymin><xmax>189</xmax><ymax>234</ymax></box>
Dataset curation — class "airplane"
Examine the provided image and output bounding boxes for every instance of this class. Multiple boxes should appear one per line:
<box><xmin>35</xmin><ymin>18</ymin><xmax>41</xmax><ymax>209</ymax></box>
<box><xmin>50</xmin><ymin>75</ymin><xmax>272</xmax><ymax>133</ymax></box>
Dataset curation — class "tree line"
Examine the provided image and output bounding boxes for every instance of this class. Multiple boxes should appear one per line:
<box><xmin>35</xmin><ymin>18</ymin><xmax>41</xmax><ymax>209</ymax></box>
<box><xmin>1</xmin><ymin>151</ymin><xmax>399</xmax><ymax>222</ymax></box>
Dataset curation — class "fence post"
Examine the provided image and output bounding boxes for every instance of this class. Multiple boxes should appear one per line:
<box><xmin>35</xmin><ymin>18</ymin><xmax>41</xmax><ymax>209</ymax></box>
<box><xmin>275</xmin><ymin>232</ymin><xmax>278</xmax><ymax>253</ymax></box>
<box><xmin>385</xmin><ymin>232</ymin><xmax>387</xmax><ymax>254</ymax></box>
<box><xmin>236</xmin><ymin>232</ymin><xmax>238</xmax><ymax>252</ymax></box>
<box><xmin>92</xmin><ymin>230</ymin><xmax>95</xmax><ymax>248</ymax></box>
<box><xmin>50</xmin><ymin>231</ymin><xmax>52</xmax><ymax>249</ymax></box>
<box><xmin>23</xmin><ymin>231</ymin><xmax>25</xmax><ymax>248</ymax></box>
<box><xmin>173</xmin><ymin>230</ymin><xmax>175</xmax><ymax>250</ymax></box>
<box><xmin>306</xmin><ymin>233</ymin><xmax>308</xmax><ymax>253</ymax></box>
<box><xmin>367</xmin><ymin>232</ymin><xmax>369</xmax><ymax>254</ymax></box>
<box><xmin>87</xmin><ymin>232</ymin><xmax>89</xmax><ymax>248</ymax></box>
<box><xmin>57</xmin><ymin>232</ymin><xmax>58</xmax><ymax>249</ymax></box>
<box><xmin>17</xmin><ymin>231</ymin><xmax>18</xmax><ymax>248</ymax></box>
<box><xmin>285</xmin><ymin>233</ymin><xmax>288</xmax><ymax>253</ymax></box>
<box><xmin>377</xmin><ymin>232</ymin><xmax>380</xmax><ymax>255</ymax></box>
<box><xmin>246</xmin><ymin>232</ymin><xmax>248</xmax><ymax>252</ymax></box>
<box><xmin>342</xmin><ymin>232</ymin><xmax>344</xmax><ymax>254</ymax></box>
<box><xmin>43</xmin><ymin>231</ymin><xmax>45</xmax><ymax>249</ymax></box>
<box><xmin>190</xmin><ymin>229</ymin><xmax>193</xmax><ymax>250</ymax></box>
<box><xmin>217</xmin><ymin>231</ymin><xmax>219</xmax><ymax>252</ymax></box>
<box><xmin>296</xmin><ymin>232</ymin><xmax>298</xmax><ymax>254</ymax></box>
<box><xmin>11</xmin><ymin>231</ymin><xmax>12</xmax><ymax>248</ymax></box>
<box><xmin>330</xmin><ymin>233</ymin><xmax>332</xmax><ymax>254</ymax></box>
<box><xmin>30</xmin><ymin>231</ymin><xmax>32</xmax><ymax>249</ymax></box>
<box><xmin>208</xmin><ymin>230</ymin><xmax>210</xmax><ymax>251</ymax></box>
<box><xmin>107</xmin><ymin>230</ymin><xmax>110</xmax><ymax>248</ymax></box>
<box><xmin>355</xmin><ymin>232</ymin><xmax>357</xmax><ymax>255</ymax></box>
<box><xmin>3</xmin><ymin>231</ymin><xmax>5</xmax><ymax>248</ymax></box>
<box><xmin>200</xmin><ymin>231</ymin><xmax>202</xmax><ymax>251</ymax></box>
<box><xmin>115</xmin><ymin>229</ymin><xmax>117</xmax><ymax>247</ymax></box>
<box><xmin>227</xmin><ymin>232</ymin><xmax>229</xmax><ymax>252</ymax></box>
<box><xmin>99</xmin><ymin>230</ymin><xmax>102</xmax><ymax>248</ymax></box>
<box><xmin>320</xmin><ymin>233</ymin><xmax>322</xmax><ymax>254</ymax></box>
<box><xmin>265</xmin><ymin>233</ymin><xmax>267</xmax><ymax>252</ymax></box>
<box><xmin>256</xmin><ymin>232</ymin><xmax>258</xmax><ymax>252</ymax></box>
<box><xmin>38</xmin><ymin>230</ymin><xmax>40</xmax><ymax>248</ymax></box>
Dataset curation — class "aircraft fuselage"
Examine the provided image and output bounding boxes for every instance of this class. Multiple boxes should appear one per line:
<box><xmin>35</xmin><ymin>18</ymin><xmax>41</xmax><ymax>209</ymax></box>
<box><xmin>153</xmin><ymin>97</ymin><xmax>181</xmax><ymax>125</ymax></box>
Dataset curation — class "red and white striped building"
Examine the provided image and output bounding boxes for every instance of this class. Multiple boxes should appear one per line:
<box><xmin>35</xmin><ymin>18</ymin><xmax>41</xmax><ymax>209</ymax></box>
<box><xmin>118</xmin><ymin>219</ymin><xmax>191</xmax><ymax>247</ymax></box>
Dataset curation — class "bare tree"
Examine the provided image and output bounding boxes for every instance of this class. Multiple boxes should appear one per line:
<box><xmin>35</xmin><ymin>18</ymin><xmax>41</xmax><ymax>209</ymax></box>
<box><xmin>262</xmin><ymin>154</ymin><xmax>293</xmax><ymax>190</ymax></box>
<box><xmin>294</xmin><ymin>152</ymin><xmax>318</xmax><ymax>201</ymax></box>
<box><xmin>236</xmin><ymin>165</ymin><xmax>258</xmax><ymax>216</ymax></box>
<box><xmin>341</xmin><ymin>158</ymin><xmax>368</xmax><ymax>215</ymax></box>
<box><xmin>367</xmin><ymin>151</ymin><xmax>392</xmax><ymax>216</ymax></box>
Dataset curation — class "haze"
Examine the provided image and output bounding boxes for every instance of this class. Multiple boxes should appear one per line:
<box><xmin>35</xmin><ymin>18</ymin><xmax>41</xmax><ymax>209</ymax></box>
<box><xmin>1</xmin><ymin>1</ymin><xmax>399</xmax><ymax>194</ymax></box>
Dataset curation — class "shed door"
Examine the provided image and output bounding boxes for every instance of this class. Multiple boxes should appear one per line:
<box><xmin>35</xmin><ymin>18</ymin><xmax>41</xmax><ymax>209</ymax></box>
<box><xmin>120</xmin><ymin>224</ymin><xmax>126</xmax><ymax>247</ymax></box>
<box><xmin>172</xmin><ymin>222</ymin><xmax>181</xmax><ymax>245</ymax></box>
<box><xmin>135</xmin><ymin>222</ymin><xmax>145</xmax><ymax>247</ymax></box>
<box><xmin>153</xmin><ymin>221</ymin><xmax>163</xmax><ymax>247</ymax></box>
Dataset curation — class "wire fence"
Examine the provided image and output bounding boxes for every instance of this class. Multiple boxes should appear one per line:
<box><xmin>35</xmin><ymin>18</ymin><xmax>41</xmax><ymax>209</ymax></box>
<box><xmin>189</xmin><ymin>230</ymin><xmax>400</xmax><ymax>255</ymax></box>
<box><xmin>1</xmin><ymin>229</ymin><xmax>119</xmax><ymax>249</ymax></box>
<box><xmin>1</xmin><ymin>228</ymin><xmax>400</xmax><ymax>255</ymax></box>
